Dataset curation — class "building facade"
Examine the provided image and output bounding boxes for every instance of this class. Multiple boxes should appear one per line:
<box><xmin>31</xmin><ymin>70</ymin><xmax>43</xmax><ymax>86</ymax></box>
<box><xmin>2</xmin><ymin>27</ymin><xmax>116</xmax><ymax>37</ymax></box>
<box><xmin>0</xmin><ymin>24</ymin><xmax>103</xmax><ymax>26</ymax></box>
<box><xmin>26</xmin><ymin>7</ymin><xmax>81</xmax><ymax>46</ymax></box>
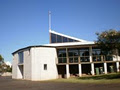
<box><xmin>12</xmin><ymin>30</ymin><xmax>120</xmax><ymax>81</ymax></box>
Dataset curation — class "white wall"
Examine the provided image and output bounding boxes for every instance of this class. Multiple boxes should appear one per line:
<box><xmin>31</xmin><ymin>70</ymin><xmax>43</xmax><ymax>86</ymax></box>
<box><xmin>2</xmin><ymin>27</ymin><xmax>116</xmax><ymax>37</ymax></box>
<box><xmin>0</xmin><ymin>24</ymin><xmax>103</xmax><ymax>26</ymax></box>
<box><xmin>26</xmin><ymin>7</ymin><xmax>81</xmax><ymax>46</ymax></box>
<box><xmin>12</xmin><ymin>53</ymin><xmax>23</xmax><ymax>79</ymax></box>
<box><xmin>12</xmin><ymin>49</ymin><xmax>32</xmax><ymax>80</ymax></box>
<box><xmin>12</xmin><ymin>53</ymin><xmax>18</xmax><ymax>79</ymax></box>
<box><xmin>24</xmin><ymin>49</ymin><xmax>32</xmax><ymax>80</ymax></box>
<box><xmin>31</xmin><ymin>47</ymin><xmax>58</xmax><ymax>81</ymax></box>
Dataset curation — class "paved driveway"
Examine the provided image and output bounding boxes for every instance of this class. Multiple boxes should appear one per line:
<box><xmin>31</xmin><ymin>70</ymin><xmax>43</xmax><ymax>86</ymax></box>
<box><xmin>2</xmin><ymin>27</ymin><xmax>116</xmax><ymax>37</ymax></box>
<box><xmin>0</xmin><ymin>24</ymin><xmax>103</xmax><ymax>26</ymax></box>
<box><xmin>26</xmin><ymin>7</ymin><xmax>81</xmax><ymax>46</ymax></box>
<box><xmin>0</xmin><ymin>76</ymin><xmax>120</xmax><ymax>90</ymax></box>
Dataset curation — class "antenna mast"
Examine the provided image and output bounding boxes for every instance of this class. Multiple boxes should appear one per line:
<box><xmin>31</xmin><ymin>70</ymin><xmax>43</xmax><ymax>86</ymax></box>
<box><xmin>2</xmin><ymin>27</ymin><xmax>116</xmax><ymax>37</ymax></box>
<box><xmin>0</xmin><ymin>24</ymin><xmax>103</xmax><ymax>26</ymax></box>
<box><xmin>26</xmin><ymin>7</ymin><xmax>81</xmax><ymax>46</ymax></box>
<box><xmin>49</xmin><ymin>11</ymin><xmax>51</xmax><ymax>31</ymax></box>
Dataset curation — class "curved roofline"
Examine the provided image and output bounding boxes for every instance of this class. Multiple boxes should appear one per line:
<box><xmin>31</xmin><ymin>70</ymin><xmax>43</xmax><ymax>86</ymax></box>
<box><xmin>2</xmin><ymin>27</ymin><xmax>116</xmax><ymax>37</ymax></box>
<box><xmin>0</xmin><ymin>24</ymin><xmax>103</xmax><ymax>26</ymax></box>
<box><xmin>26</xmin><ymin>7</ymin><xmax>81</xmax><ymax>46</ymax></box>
<box><xmin>12</xmin><ymin>45</ymin><xmax>55</xmax><ymax>55</ymax></box>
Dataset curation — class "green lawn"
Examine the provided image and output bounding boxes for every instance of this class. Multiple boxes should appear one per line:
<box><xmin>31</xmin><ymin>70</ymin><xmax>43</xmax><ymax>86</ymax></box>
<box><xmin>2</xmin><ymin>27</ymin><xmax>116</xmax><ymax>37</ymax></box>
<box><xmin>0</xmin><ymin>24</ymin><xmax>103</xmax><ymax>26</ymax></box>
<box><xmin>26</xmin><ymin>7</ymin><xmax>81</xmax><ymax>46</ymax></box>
<box><xmin>51</xmin><ymin>73</ymin><xmax>120</xmax><ymax>84</ymax></box>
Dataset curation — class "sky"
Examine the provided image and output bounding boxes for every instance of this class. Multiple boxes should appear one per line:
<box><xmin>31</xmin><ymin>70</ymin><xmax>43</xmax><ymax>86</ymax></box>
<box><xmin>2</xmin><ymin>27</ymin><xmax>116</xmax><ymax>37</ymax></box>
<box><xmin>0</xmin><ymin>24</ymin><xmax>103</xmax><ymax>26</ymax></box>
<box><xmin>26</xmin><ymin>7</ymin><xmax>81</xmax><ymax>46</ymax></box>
<box><xmin>0</xmin><ymin>0</ymin><xmax>120</xmax><ymax>63</ymax></box>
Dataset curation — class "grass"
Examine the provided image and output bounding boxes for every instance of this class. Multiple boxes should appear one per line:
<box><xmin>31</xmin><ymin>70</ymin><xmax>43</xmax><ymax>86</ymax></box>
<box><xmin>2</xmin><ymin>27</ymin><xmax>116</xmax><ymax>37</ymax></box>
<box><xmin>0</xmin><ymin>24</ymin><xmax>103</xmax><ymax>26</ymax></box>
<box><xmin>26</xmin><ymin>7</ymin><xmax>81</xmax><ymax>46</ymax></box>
<box><xmin>51</xmin><ymin>73</ymin><xmax>120</xmax><ymax>84</ymax></box>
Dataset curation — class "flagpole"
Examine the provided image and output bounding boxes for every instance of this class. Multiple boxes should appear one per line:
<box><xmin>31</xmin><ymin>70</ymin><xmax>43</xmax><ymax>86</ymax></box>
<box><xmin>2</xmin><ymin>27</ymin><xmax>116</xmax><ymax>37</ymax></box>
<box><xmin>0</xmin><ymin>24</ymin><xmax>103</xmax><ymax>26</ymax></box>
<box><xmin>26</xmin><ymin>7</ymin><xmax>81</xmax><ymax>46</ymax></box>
<box><xmin>49</xmin><ymin>11</ymin><xmax>51</xmax><ymax>31</ymax></box>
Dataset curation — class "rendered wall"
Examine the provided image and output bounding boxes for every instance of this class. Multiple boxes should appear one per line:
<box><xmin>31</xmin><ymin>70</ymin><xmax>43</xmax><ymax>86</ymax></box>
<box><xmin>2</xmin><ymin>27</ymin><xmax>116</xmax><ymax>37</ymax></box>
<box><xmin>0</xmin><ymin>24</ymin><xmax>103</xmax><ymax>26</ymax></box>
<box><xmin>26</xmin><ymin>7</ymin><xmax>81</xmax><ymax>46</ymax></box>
<box><xmin>31</xmin><ymin>47</ymin><xmax>58</xmax><ymax>81</ymax></box>
<box><xmin>12</xmin><ymin>53</ymin><xmax>23</xmax><ymax>79</ymax></box>
<box><xmin>23</xmin><ymin>49</ymin><xmax>32</xmax><ymax>80</ymax></box>
<box><xmin>12</xmin><ymin>49</ymin><xmax>32</xmax><ymax>80</ymax></box>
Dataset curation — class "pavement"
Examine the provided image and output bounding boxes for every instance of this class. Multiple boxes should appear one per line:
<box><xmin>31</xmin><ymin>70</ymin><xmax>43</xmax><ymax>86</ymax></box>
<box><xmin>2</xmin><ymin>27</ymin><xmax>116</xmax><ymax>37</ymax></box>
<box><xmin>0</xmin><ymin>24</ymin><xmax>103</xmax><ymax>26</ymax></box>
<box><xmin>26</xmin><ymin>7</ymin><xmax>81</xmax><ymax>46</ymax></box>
<box><xmin>0</xmin><ymin>76</ymin><xmax>120</xmax><ymax>90</ymax></box>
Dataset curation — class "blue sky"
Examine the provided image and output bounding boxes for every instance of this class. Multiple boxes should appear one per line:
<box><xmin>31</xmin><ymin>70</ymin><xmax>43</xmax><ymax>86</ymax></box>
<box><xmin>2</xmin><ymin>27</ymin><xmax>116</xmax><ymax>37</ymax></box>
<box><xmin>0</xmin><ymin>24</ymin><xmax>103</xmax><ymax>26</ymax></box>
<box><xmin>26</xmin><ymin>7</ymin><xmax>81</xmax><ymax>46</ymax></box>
<box><xmin>0</xmin><ymin>0</ymin><xmax>120</xmax><ymax>63</ymax></box>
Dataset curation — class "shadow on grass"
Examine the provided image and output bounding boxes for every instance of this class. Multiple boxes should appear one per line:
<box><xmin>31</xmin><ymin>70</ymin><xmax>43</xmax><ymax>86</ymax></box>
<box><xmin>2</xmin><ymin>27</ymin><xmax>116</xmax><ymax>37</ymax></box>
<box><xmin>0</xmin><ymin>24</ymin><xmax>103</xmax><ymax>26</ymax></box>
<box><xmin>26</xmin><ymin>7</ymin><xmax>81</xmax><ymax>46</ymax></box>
<box><xmin>78</xmin><ymin>73</ymin><xmax>120</xmax><ymax>80</ymax></box>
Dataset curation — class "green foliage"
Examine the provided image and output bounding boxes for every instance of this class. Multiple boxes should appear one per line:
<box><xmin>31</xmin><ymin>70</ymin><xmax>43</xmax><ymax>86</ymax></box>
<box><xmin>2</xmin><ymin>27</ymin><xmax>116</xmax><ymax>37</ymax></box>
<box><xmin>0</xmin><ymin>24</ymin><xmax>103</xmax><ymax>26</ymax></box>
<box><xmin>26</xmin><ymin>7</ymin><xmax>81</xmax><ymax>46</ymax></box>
<box><xmin>0</xmin><ymin>54</ymin><xmax>4</xmax><ymax>62</ymax></box>
<box><xmin>95</xmin><ymin>29</ymin><xmax>120</xmax><ymax>54</ymax></box>
<box><xmin>79</xmin><ymin>73</ymin><xmax>120</xmax><ymax>80</ymax></box>
<box><xmin>0</xmin><ymin>54</ymin><xmax>12</xmax><ymax>73</ymax></box>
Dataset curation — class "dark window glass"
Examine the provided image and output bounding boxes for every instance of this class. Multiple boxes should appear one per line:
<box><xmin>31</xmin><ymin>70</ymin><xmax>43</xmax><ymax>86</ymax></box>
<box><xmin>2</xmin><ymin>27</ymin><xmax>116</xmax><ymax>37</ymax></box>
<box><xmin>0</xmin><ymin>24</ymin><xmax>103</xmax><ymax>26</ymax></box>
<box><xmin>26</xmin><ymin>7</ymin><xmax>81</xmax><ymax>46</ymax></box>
<box><xmin>68</xmin><ymin>38</ymin><xmax>73</xmax><ymax>42</ymax></box>
<box><xmin>92</xmin><ymin>48</ymin><xmax>101</xmax><ymax>55</ymax></box>
<box><xmin>51</xmin><ymin>33</ymin><xmax>56</xmax><ymax>43</ymax></box>
<box><xmin>57</xmin><ymin>35</ymin><xmax>62</xmax><ymax>43</ymax></box>
<box><xmin>80</xmin><ymin>57</ymin><xmax>90</xmax><ymax>62</ymax></box>
<box><xmin>79</xmin><ymin>48</ymin><xmax>89</xmax><ymax>56</ymax></box>
<box><xmin>63</xmin><ymin>37</ymin><xmax>68</xmax><ymax>42</ymax></box>
<box><xmin>73</xmin><ymin>40</ymin><xmax>79</xmax><ymax>42</ymax></box>
<box><xmin>58</xmin><ymin>58</ymin><xmax>67</xmax><ymax>63</ymax></box>
<box><xmin>44</xmin><ymin>64</ymin><xmax>47</xmax><ymax>70</ymax></box>
<box><xmin>57</xmin><ymin>49</ymin><xmax>66</xmax><ymax>57</ymax></box>
<box><xmin>18</xmin><ymin>52</ymin><xmax>24</xmax><ymax>63</ymax></box>
<box><xmin>68</xmin><ymin>49</ymin><xmax>79</xmax><ymax>57</ymax></box>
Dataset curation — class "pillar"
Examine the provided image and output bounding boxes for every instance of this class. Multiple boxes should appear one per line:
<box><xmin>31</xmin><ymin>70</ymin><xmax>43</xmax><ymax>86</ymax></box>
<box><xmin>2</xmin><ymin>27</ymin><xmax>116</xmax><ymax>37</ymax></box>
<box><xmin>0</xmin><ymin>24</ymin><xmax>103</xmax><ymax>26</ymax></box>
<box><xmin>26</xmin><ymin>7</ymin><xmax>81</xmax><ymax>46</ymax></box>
<box><xmin>89</xmin><ymin>46</ymin><xmax>92</xmax><ymax>62</ymax></box>
<box><xmin>66</xmin><ymin>64</ymin><xmax>70</xmax><ymax>78</ymax></box>
<box><xmin>91</xmin><ymin>63</ymin><xmax>95</xmax><ymax>75</ymax></box>
<box><xmin>78</xmin><ymin>64</ymin><xmax>82</xmax><ymax>77</ymax></box>
<box><xmin>116</xmin><ymin>62</ymin><xmax>120</xmax><ymax>72</ymax></box>
<box><xmin>104</xmin><ymin>63</ymin><xmax>107</xmax><ymax>74</ymax></box>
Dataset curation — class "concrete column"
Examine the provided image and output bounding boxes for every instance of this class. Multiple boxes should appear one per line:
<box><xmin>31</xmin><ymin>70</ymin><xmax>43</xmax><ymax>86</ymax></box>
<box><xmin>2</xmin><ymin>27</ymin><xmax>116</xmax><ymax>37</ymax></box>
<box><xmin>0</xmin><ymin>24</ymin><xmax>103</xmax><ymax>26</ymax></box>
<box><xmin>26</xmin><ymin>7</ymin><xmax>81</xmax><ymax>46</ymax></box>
<box><xmin>89</xmin><ymin>46</ymin><xmax>92</xmax><ymax>62</ymax></box>
<box><xmin>66</xmin><ymin>48</ymin><xmax>69</xmax><ymax>64</ymax></box>
<box><xmin>91</xmin><ymin>63</ymin><xmax>95</xmax><ymax>75</ymax></box>
<box><xmin>66</xmin><ymin>64</ymin><xmax>70</xmax><ymax>78</ymax></box>
<box><xmin>104</xmin><ymin>63</ymin><xmax>107</xmax><ymax>74</ymax></box>
<box><xmin>116</xmin><ymin>62</ymin><xmax>120</xmax><ymax>72</ymax></box>
<box><xmin>78</xmin><ymin>64</ymin><xmax>82</xmax><ymax>77</ymax></box>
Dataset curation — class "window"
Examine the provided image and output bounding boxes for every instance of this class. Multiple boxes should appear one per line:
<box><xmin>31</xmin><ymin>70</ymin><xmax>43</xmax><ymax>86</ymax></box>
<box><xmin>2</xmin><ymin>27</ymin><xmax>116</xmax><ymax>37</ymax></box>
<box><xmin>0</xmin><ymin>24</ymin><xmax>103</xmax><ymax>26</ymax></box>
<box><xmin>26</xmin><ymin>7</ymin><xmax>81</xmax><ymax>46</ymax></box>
<box><xmin>68</xmin><ymin>49</ymin><xmax>79</xmax><ymax>63</ymax></box>
<box><xmin>68</xmin><ymin>38</ymin><xmax>73</xmax><ymax>42</ymax></box>
<box><xmin>57</xmin><ymin>35</ymin><xmax>62</xmax><ymax>43</ymax></box>
<box><xmin>79</xmin><ymin>48</ymin><xmax>89</xmax><ymax>56</ymax></box>
<box><xmin>18</xmin><ymin>52</ymin><xmax>24</xmax><ymax>63</ymax></box>
<box><xmin>51</xmin><ymin>33</ymin><xmax>56</xmax><ymax>43</ymax></box>
<box><xmin>63</xmin><ymin>37</ymin><xmax>68</xmax><ymax>42</ymax></box>
<box><xmin>92</xmin><ymin>48</ymin><xmax>101</xmax><ymax>55</ymax></box>
<box><xmin>44</xmin><ymin>64</ymin><xmax>47</xmax><ymax>70</ymax></box>
<box><xmin>79</xmin><ymin>48</ymin><xmax>89</xmax><ymax>62</ymax></box>
<box><xmin>50</xmin><ymin>33</ymin><xmax>80</xmax><ymax>43</ymax></box>
<box><xmin>57</xmin><ymin>49</ymin><xmax>67</xmax><ymax>63</ymax></box>
<box><xmin>68</xmin><ymin>49</ymin><xmax>79</xmax><ymax>57</ymax></box>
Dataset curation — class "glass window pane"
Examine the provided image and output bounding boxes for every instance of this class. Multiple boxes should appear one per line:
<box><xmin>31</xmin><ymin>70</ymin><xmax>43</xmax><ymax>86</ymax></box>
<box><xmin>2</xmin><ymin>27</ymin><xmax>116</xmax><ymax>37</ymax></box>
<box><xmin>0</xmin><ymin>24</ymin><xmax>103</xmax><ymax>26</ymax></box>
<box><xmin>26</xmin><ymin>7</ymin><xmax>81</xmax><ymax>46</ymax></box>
<box><xmin>79</xmin><ymin>48</ymin><xmax>89</xmax><ymax>56</ymax></box>
<box><xmin>68</xmin><ymin>38</ymin><xmax>73</xmax><ymax>42</ymax></box>
<box><xmin>68</xmin><ymin>49</ymin><xmax>79</xmax><ymax>57</ymax></box>
<box><xmin>74</xmin><ymin>57</ymin><xmax>78</xmax><ymax>63</ymax></box>
<box><xmin>57</xmin><ymin>49</ymin><xmax>66</xmax><ymax>57</ymax></box>
<box><xmin>92</xmin><ymin>48</ymin><xmax>101</xmax><ymax>55</ymax></box>
<box><xmin>57</xmin><ymin>35</ymin><xmax>62</xmax><ymax>43</ymax></box>
<box><xmin>63</xmin><ymin>37</ymin><xmax>68</xmax><ymax>42</ymax></box>
<box><xmin>69</xmin><ymin>58</ymin><xmax>73</xmax><ymax>63</ymax></box>
<box><xmin>51</xmin><ymin>33</ymin><xmax>56</xmax><ymax>43</ymax></box>
<box><xmin>18</xmin><ymin>52</ymin><xmax>23</xmax><ymax>63</ymax></box>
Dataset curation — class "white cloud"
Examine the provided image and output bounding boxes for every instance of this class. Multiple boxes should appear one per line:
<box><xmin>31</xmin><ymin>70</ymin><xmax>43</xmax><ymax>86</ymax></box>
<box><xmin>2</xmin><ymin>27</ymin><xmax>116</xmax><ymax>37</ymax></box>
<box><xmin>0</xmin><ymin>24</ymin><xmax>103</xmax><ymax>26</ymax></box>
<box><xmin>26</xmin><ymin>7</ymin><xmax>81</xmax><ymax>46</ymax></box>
<box><xmin>5</xmin><ymin>61</ymin><xmax>12</xmax><ymax>67</ymax></box>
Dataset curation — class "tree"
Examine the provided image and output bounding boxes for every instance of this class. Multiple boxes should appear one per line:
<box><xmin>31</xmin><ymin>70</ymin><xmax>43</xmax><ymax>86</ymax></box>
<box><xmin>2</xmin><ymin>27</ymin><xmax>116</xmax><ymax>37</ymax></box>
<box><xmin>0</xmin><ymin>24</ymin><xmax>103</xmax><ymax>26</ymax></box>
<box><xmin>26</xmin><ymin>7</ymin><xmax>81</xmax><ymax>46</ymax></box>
<box><xmin>0</xmin><ymin>54</ymin><xmax>5</xmax><ymax>73</ymax></box>
<box><xmin>0</xmin><ymin>54</ymin><xmax>4</xmax><ymax>62</ymax></box>
<box><xmin>0</xmin><ymin>54</ymin><xmax>10</xmax><ymax>73</ymax></box>
<box><xmin>95</xmin><ymin>29</ymin><xmax>120</xmax><ymax>55</ymax></box>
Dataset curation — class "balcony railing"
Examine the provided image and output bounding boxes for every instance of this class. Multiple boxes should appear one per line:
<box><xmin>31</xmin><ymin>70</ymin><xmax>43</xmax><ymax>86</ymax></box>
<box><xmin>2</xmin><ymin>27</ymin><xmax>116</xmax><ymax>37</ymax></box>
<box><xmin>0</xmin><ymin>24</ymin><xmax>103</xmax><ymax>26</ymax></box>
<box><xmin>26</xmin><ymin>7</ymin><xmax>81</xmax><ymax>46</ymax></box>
<box><xmin>80</xmin><ymin>56</ymin><xmax>90</xmax><ymax>62</ymax></box>
<box><xmin>57</xmin><ymin>55</ymin><xmax>115</xmax><ymax>64</ymax></box>
<box><xmin>92</xmin><ymin>55</ymin><xmax>104</xmax><ymax>62</ymax></box>
<box><xmin>69</xmin><ymin>56</ymin><xmax>79</xmax><ymax>63</ymax></box>
<box><xmin>58</xmin><ymin>57</ymin><xmax>67</xmax><ymax>63</ymax></box>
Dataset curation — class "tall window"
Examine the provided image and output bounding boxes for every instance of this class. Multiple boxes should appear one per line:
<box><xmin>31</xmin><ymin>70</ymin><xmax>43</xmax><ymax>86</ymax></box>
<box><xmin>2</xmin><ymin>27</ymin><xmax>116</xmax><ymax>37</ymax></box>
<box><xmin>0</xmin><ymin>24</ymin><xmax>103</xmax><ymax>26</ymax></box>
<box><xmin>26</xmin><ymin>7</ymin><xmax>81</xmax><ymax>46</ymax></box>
<box><xmin>79</xmin><ymin>48</ymin><xmax>90</xmax><ymax>62</ymax></box>
<box><xmin>57</xmin><ymin>49</ymin><xmax>67</xmax><ymax>63</ymax></box>
<box><xmin>92</xmin><ymin>48</ymin><xmax>102</xmax><ymax>62</ymax></box>
<box><xmin>51</xmin><ymin>33</ymin><xmax>56</xmax><ymax>43</ymax></box>
<box><xmin>57</xmin><ymin>35</ymin><xmax>62</xmax><ymax>43</ymax></box>
<box><xmin>68</xmin><ymin>49</ymin><xmax>79</xmax><ymax>63</ymax></box>
<box><xmin>18</xmin><ymin>52</ymin><xmax>24</xmax><ymax>63</ymax></box>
